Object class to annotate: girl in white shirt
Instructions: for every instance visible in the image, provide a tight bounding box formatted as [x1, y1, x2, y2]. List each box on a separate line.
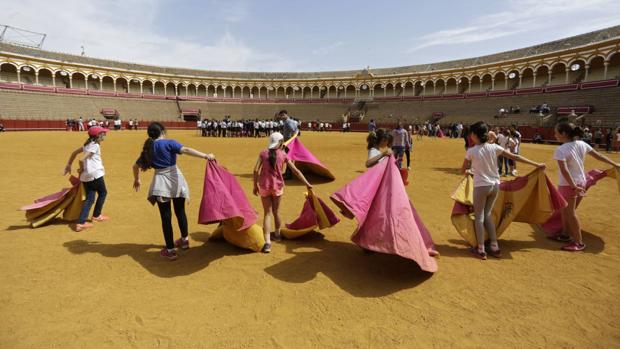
[553, 122, 619, 251]
[366, 129, 393, 168]
[461, 122, 545, 260]
[64, 126, 110, 232]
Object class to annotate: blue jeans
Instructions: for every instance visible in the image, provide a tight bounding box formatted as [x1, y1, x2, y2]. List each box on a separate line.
[78, 176, 107, 224]
[392, 146, 405, 168]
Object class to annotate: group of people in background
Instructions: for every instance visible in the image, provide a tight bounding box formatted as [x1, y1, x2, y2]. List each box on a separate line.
[65, 117, 138, 132]
[197, 115, 302, 138]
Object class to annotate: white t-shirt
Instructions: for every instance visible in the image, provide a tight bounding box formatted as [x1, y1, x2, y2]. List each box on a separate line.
[80, 142, 105, 182]
[497, 134, 509, 148]
[367, 148, 387, 167]
[553, 140, 593, 186]
[465, 143, 505, 187]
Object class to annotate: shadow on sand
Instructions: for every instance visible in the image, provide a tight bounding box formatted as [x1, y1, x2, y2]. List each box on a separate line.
[265, 232, 433, 298]
[435, 228, 604, 260]
[63, 232, 248, 278]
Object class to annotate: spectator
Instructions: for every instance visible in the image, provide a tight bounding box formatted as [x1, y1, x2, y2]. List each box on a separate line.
[605, 128, 613, 152]
[78, 117, 85, 131]
[594, 128, 603, 149]
[368, 119, 377, 132]
[533, 133, 543, 144]
[0, 121, 4, 132]
[582, 128, 593, 146]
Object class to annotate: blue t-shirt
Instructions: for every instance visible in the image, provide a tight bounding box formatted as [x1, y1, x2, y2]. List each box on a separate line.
[152, 139, 183, 169]
[282, 118, 299, 140]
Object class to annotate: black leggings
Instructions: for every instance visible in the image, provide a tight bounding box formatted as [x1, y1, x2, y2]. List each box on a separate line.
[156, 198, 188, 249]
[405, 149, 411, 168]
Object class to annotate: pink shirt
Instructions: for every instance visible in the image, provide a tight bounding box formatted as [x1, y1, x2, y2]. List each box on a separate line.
[258, 149, 288, 191]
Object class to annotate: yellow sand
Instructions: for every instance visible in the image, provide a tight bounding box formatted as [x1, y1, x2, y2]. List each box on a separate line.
[1, 130, 619, 348]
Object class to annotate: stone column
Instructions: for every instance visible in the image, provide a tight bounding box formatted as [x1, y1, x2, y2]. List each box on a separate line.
[547, 71, 552, 85]
[584, 64, 590, 82]
[565, 68, 570, 83]
[140, 81, 143, 94]
[532, 73, 537, 87]
[603, 61, 609, 79]
[491, 78, 495, 91]
[68, 76, 72, 88]
[99, 78, 103, 90]
[52, 74, 56, 87]
[16, 70, 20, 83]
[35, 71, 39, 85]
[518, 76, 522, 88]
[113, 79, 117, 92]
[185, 85, 188, 96]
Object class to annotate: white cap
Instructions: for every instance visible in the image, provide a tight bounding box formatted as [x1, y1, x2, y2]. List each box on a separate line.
[268, 132, 284, 149]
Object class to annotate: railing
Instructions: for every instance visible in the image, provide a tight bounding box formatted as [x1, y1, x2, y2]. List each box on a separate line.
[0, 79, 618, 103]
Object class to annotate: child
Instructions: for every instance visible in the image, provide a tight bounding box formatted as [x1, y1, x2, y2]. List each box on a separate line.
[132, 122, 215, 261]
[64, 126, 109, 232]
[553, 122, 620, 251]
[253, 132, 312, 253]
[366, 129, 393, 168]
[461, 121, 545, 260]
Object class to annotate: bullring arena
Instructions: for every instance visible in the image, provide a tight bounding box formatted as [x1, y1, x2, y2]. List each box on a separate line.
[1, 19, 620, 349]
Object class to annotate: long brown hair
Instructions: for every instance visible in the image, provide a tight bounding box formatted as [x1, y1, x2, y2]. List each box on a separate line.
[137, 122, 165, 171]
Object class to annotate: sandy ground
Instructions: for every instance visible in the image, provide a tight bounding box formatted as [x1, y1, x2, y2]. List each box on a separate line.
[0, 130, 619, 348]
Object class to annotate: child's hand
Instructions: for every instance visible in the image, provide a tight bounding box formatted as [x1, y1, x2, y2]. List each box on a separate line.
[306, 184, 313, 190]
[536, 163, 546, 170]
[133, 179, 141, 192]
[63, 165, 71, 175]
[383, 149, 392, 156]
[205, 153, 215, 161]
[574, 186, 585, 194]
[252, 186, 259, 196]
[465, 169, 474, 176]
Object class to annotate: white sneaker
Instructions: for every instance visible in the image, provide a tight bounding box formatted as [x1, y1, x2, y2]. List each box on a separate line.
[512, 170, 518, 176]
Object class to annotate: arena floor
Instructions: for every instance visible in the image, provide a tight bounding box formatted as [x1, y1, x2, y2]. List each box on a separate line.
[1, 130, 619, 348]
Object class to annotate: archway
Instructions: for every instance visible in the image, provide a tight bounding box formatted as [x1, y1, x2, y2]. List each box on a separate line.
[38, 68, 54, 86]
[534, 65, 549, 87]
[0, 63, 18, 82]
[549, 62, 566, 85]
[520, 68, 534, 88]
[19, 65, 37, 85]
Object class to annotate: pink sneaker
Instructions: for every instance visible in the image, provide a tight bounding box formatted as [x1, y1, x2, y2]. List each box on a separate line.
[174, 238, 189, 250]
[92, 215, 110, 222]
[74, 222, 94, 232]
[160, 248, 178, 261]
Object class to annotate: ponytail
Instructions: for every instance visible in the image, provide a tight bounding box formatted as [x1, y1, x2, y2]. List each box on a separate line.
[268, 148, 277, 169]
[555, 122, 583, 140]
[83, 136, 97, 146]
[366, 131, 378, 150]
[137, 122, 165, 171]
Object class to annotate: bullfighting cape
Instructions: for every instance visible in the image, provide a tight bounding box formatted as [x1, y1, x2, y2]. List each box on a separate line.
[198, 161, 257, 230]
[284, 135, 335, 180]
[280, 190, 340, 239]
[330, 156, 438, 273]
[534, 168, 619, 238]
[451, 169, 566, 247]
[198, 161, 264, 251]
[20, 176, 86, 228]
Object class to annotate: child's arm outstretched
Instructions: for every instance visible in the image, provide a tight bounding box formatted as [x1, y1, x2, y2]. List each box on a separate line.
[501, 151, 546, 169]
[286, 160, 313, 189]
[63, 147, 83, 175]
[180, 146, 215, 160]
[252, 157, 262, 196]
[588, 149, 620, 168]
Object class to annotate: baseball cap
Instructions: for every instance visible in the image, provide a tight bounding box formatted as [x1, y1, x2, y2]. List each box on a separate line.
[268, 132, 284, 149]
[88, 126, 109, 137]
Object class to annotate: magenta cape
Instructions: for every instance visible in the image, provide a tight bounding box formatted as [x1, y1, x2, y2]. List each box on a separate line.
[330, 156, 438, 273]
[535, 168, 617, 237]
[198, 161, 257, 230]
[282, 190, 340, 238]
[285, 137, 335, 180]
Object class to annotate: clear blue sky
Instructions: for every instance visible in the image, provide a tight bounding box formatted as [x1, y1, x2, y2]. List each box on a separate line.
[2, 0, 619, 72]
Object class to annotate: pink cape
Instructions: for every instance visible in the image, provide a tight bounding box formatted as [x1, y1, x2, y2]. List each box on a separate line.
[285, 137, 335, 180]
[536, 169, 612, 237]
[286, 192, 340, 231]
[330, 156, 438, 273]
[198, 161, 257, 230]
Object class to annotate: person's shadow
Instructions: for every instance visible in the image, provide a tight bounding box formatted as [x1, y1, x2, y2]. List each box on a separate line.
[265, 233, 433, 297]
[63, 232, 247, 278]
[434, 227, 605, 259]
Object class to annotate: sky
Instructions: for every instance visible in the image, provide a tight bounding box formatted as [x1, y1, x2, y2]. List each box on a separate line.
[1, 0, 619, 72]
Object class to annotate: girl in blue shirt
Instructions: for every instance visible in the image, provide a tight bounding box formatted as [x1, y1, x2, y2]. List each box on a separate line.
[132, 122, 215, 261]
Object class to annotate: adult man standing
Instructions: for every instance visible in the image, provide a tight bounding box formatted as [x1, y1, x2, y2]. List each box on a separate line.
[78, 117, 85, 131]
[279, 110, 299, 179]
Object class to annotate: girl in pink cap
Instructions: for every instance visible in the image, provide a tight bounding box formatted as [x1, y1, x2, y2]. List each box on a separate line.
[63, 126, 110, 232]
[252, 132, 312, 253]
